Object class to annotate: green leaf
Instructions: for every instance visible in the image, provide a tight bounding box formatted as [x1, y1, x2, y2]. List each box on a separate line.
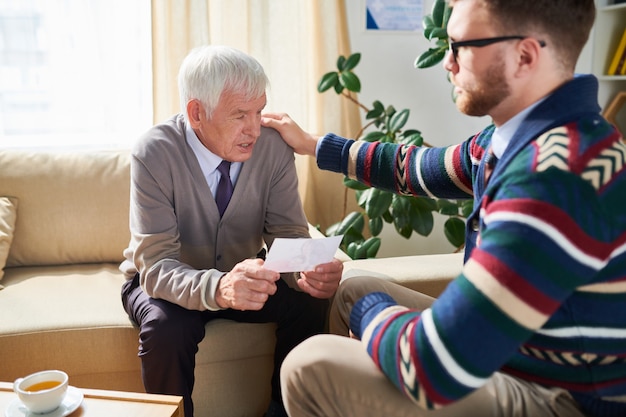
[372, 100, 385, 112]
[431, 0, 446, 27]
[413, 196, 438, 211]
[333, 82, 344, 94]
[385, 105, 397, 118]
[402, 128, 421, 136]
[363, 237, 381, 258]
[422, 15, 434, 33]
[443, 4, 453, 27]
[390, 196, 412, 238]
[366, 107, 383, 119]
[461, 199, 474, 218]
[430, 27, 448, 40]
[379, 132, 394, 143]
[424, 26, 434, 40]
[339, 71, 361, 92]
[354, 238, 380, 259]
[414, 47, 447, 69]
[411, 210, 434, 236]
[410, 198, 435, 236]
[394, 219, 413, 239]
[343, 177, 370, 191]
[369, 216, 383, 236]
[318, 72, 339, 93]
[438, 199, 460, 216]
[389, 108, 410, 132]
[366, 189, 393, 219]
[333, 211, 365, 236]
[400, 130, 423, 146]
[336, 55, 346, 71]
[444, 217, 466, 248]
[346, 242, 357, 259]
[343, 227, 365, 244]
[356, 188, 371, 208]
[343, 53, 361, 71]
[362, 131, 387, 142]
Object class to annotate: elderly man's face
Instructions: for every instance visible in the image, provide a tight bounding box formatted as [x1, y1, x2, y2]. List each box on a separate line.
[194, 91, 267, 162]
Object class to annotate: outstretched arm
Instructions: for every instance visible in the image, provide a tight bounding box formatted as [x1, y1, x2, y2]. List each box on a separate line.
[261, 112, 320, 157]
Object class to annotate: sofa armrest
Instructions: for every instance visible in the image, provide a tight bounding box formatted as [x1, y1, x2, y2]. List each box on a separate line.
[342, 252, 463, 298]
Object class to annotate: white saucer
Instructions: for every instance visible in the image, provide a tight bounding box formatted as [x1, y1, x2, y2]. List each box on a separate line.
[5, 386, 83, 417]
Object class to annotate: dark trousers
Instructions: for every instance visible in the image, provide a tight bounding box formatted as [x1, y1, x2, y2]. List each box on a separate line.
[121, 274, 329, 417]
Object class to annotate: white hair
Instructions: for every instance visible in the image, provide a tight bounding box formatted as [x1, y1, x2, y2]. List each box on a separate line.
[178, 45, 269, 121]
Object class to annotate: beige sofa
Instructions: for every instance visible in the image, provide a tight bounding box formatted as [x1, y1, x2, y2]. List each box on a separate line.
[0, 148, 463, 417]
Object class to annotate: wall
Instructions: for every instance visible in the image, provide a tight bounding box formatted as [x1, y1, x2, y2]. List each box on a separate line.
[342, 0, 595, 257]
[343, 0, 485, 256]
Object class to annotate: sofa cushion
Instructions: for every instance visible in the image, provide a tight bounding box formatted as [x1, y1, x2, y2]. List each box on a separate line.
[0, 197, 18, 283]
[0, 263, 277, 415]
[0, 150, 131, 267]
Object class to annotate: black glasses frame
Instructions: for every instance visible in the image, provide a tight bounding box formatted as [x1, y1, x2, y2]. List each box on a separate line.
[449, 36, 547, 62]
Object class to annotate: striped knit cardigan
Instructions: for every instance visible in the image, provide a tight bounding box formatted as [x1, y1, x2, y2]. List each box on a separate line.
[317, 75, 626, 416]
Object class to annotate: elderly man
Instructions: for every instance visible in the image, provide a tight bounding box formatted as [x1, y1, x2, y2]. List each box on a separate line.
[120, 45, 343, 417]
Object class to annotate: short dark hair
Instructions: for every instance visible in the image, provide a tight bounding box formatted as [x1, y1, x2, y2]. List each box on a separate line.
[450, 0, 596, 71]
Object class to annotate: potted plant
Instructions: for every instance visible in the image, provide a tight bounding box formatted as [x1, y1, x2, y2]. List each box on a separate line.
[318, 0, 471, 259]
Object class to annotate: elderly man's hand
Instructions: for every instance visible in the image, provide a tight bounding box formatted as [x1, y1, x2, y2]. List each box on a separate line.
[215, 258, 280, 311]
[296, 258, 343, 299]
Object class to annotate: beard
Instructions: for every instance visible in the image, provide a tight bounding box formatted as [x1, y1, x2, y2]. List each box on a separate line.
[454, 59, 510, 117]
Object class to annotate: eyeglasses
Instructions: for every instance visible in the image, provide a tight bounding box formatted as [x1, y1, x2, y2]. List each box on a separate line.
[448, 36, 547, 62]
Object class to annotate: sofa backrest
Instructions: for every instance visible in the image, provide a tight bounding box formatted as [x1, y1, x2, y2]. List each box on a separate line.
[0, 149, 131, 267]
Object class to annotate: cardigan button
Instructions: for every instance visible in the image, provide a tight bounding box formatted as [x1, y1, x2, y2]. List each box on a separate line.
[216, 254, 222, 261]
[470, 218, 480, 232]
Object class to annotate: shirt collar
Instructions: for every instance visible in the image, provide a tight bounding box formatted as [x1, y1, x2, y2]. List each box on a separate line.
[491, 98, 545, 159]
[185, 123, 222, 172]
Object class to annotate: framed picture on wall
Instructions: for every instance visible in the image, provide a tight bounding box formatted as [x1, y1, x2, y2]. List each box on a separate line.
[365, 0, 424, 32]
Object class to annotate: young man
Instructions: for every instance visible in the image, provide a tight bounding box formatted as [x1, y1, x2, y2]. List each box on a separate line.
[262, 1, 626, 416]
[120, 45, 343, 417]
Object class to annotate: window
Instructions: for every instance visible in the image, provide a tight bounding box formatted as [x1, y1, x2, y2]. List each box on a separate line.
[0, 0, 152, 149]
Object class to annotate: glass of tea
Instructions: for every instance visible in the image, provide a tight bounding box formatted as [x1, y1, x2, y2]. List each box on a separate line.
[13, 369, 69, 414]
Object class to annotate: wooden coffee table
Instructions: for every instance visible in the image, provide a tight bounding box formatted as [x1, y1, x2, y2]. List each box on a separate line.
[0, 382, 183, 417]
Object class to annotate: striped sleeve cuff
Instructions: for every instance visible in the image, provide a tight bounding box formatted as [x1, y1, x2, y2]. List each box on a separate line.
[316, 133, 353, 174]
[350, 291, 397, 339]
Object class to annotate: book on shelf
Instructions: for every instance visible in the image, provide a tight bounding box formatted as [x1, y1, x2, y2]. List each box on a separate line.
[608, 28, 626, 75]
[618, 42, 626, 75]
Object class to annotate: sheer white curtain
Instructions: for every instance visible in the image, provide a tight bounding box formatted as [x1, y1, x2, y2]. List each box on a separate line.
[151, 0, 361, 230]
[0, 0, 152, 149]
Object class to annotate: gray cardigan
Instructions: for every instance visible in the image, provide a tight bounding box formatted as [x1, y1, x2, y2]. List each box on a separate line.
[120, 114, 309, 311]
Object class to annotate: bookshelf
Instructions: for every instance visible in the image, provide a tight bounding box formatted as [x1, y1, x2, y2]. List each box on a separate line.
[590, 0, 626, 109]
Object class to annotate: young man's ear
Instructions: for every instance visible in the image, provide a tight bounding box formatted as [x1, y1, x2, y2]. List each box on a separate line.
[516, 38, 542, 71]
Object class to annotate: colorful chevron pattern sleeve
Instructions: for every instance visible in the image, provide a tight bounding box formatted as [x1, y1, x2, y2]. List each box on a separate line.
[316, 132, 485, 200]
[347, 118, 626, 414]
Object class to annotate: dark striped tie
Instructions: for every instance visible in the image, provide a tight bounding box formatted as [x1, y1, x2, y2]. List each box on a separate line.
[484, 148, 498, 184]
[215, 160, 233, 217]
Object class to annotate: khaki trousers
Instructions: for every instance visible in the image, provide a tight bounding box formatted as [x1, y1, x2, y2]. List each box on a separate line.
[281, 277, 586, 417]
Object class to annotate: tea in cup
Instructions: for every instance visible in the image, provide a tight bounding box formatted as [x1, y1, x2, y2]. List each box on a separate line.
[13, 370, 69, 414]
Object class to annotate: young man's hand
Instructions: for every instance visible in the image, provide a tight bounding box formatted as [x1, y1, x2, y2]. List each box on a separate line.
[261, 112, 320, 157]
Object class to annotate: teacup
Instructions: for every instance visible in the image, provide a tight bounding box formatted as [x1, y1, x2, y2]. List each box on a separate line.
[13, 370, 69, 414]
